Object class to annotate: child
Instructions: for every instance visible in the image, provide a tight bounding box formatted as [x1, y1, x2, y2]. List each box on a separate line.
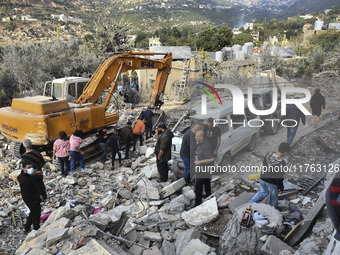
[53, 131, 71, 177]
[69, 130, 85, 172]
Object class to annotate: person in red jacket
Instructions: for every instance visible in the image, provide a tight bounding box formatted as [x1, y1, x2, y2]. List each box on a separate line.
[133, 118, 146, 151]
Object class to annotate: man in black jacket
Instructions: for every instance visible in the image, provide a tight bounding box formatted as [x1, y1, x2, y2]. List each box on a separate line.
[249, 142, 290, 207]
[18, 160, 45, 232]
[282, 104, 306, 145]
[155, 122, 174, 182]
[21, 139, 47, 201]
[97, 128, 108, 163]
[310, 88, 326, 124]
[141, 107, 155, 140]
[194, 130, 215, 206]
[107, 129, 122, 170]
[120, 121, 134, 159]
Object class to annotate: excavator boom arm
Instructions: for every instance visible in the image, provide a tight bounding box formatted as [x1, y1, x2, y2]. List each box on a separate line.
[75, 51, 172, 109]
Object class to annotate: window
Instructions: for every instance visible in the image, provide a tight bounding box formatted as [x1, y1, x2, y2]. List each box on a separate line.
[68, 83, 76, 97]
[245, 108, 257, 121]
[44, 82, 51, 97]
[216, 115, 229, 134]
[230, 114, 245, 129]
[52, 83, 63, 98]
[264, 93, 272, 109]
[77, 82, 87, 98]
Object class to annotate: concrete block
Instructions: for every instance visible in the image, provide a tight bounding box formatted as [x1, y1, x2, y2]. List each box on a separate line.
[261, 235, 294, 255]
[145, 147, 155, 158]
[89, 213, 111, 231]
[141, 163, 158, 179]
[26, 248, 52, 255]
[46, 228, 69, 247]
[161, 178, 186, 198]
[143, 231, 162, 242]
[181, 197, 219, 226]
[180, 239, 210, 255]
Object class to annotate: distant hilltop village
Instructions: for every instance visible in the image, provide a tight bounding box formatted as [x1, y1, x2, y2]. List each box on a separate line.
[2, 13, 82, 23]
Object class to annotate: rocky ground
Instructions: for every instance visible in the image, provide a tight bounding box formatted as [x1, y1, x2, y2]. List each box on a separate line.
[0, 100, 339, 255]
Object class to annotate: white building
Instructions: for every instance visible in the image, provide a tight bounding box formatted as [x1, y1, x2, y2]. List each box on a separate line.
[243, 23, 254, 30]
[149, 37, 162, 47]
[51, 14, 82, 23]
[299, 14, 313, 19]
[21, 15, 37, 21]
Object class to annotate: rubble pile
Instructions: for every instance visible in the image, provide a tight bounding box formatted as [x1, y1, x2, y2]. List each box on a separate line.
[0, 135, 229, 255]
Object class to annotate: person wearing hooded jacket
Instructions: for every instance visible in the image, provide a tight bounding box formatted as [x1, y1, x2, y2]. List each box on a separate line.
[310, 88, 325, 124]
[18, 160, 45, 232]
[155, 122, 174, 182]
[249, 142, 290, 207]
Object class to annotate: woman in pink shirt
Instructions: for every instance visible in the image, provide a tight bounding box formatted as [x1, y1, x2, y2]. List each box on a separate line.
[53, 131, 71, 177]
[69, 130, 85, 172]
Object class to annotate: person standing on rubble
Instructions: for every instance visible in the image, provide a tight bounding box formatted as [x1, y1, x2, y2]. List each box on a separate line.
[155, 122, 174, 182]
[133, 118, 146, 151]
[141, 106, 155, 140]
[53, 131, 71, 177]
[18, 160, 45, 232]
[107, 129, 122, 170]
[203, 118, 221, 157]
[22, 139, 47, 201]
[194, 130, 214, 206]
[69, 130, 85, 172]
[249, 142, 290, 207]
[180, 123, 202, 185]
[281, 104, 306, 145]
[310, 88, 325, 125]
[97, 128, 108, 163]
[120, 121, 134, 159]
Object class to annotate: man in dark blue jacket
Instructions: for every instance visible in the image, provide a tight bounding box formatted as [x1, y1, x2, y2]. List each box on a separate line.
[180, 123, 202, 185]
[141, 107, 155, 140]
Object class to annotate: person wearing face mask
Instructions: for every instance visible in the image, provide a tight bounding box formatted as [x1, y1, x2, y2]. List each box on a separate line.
[154, 122, 174, 182]
[17, 161, 45, 232]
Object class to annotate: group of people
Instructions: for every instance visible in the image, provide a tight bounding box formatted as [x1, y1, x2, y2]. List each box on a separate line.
[53, 130, 85, 177]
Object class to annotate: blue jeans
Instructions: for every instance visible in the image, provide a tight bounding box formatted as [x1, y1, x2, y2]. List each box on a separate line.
[182, 157, 190, 182]
[58, 156, 70, 176]
[287, 126, 298, 145]
[100, 143, 108, 161]
[249, 179, 279, 207]
[70, 150, 85, 171]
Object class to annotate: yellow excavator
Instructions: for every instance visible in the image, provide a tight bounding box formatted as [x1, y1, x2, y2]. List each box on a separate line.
[0, 51, 172, 153]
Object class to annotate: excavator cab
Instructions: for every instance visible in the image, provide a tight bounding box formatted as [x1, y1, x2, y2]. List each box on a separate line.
[43, 77, 90, 103]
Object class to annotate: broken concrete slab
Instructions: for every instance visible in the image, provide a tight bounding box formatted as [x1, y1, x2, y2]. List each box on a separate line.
[89, 213, 111, 231]
[142, 246, 162, 255]
[175, 228, 201, 255]
[137, 179, 160, 200]
[26, 248, 52, 255]
[180, 239, 211, 255]
[131, 157, 143, 170]
[9, 170, 21, 183]
[219, 203, 284, 255]
[228, 191, 254, 213]
[46, 228, 69, 247]
[181, 197, 219, 227]
[161, 240, 175, 255]
[161, 178, 186, 198]
[261, 235, 294, 255]
[68, 239, 112, 255]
